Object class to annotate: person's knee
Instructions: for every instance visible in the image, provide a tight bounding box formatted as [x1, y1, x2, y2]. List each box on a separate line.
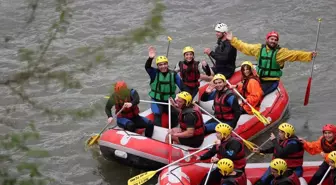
[125, 121, 136, 132]
[151, 103, 161, 114]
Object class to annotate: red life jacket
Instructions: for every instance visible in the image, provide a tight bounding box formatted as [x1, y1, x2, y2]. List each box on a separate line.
[114, 89, 140, 119]
[273, 136, 304, 168]
[213, 90, 235, 121]
[178, 105, 204, 136]
[320, 137, 336, 153]
[217, 136, 247, 169]
[220, 170, 247, 185]
[178, 60, 200, 88]
[329, 169, 336, 184]
[272, 170, 300, 185]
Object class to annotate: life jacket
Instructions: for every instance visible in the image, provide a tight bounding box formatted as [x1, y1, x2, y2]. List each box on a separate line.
[320, 137, 336, 153]
[257, 44, 283, 79]
[273, 136, 304, 168]
[148, 70, 176, 101]
[329, 169, 336, 184]
[241, 76, 262, 107]
[272, 170, 300, 185]
[114, 89, 140, 119]
[213, 89, 235, 121]
[220, 170, 247, 185]
[178, 60, 200, 88]
[179, 105, 204, 136]
[217, 136, 246, 169]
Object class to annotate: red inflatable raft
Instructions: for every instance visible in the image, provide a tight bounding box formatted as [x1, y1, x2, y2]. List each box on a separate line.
[98, 67, 289, 169]
[158, 161, 327, 185]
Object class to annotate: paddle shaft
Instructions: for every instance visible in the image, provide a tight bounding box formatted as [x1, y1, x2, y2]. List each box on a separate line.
[304, 19, 322, 106]
[168, 100, 172, 162]
[318, 166, 331, 184]
[226, 80, 252, 108]
[194, 103, 245, 142]
[140, 99, 169, 105]
[246, 138, 271, 160]
[100, 106, 125, 134]
[166, 40, 171, 58]
[157, 143, 215, 172]
[208, 55, 216, 67]
[204, 163, 215, 185]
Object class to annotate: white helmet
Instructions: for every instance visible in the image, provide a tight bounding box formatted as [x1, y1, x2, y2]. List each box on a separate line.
[215, 23, 228, 33]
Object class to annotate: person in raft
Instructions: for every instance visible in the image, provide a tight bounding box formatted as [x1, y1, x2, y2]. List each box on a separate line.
[321, 151, 336, 185]
[200, 74, 241, 133]
[145, 46, 184, 127]
[253, 123, 304, 185]
[225, 31, 317, 96]
[165, 91, 205, 148]
[299, 123, 336, 185]
[174, 46, 212, 98]
[198, 123, 246, 185]
[204, 23, 237, 79]
[228, 61, 263, 115]
[269, 158, 300, 185]
[213, 158, 247, 185]
[105, 81, 154, 137]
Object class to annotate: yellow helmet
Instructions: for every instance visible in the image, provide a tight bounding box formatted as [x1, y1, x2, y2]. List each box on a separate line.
[183, 46, 194, 55]
[270, 158, 287, 175]
[278, 123, 295, 139]
[241, 61, 253, 68]
[177, 91, 192, 106]
[156, 56, 168, 64]
[327, 151, 336, 164]
[215, 123, 232, 138]
[212, 74, 226, 82]
[217, 158, 234, 176]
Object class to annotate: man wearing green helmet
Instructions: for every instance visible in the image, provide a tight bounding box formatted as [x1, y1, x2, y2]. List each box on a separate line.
[165, 91, 205, 148]
[145, 46, 184, 127]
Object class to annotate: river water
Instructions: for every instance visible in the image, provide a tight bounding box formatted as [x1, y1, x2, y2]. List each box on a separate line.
[1, 0, 336, 184]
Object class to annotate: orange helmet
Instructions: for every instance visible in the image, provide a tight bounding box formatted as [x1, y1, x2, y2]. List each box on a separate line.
[114, 81, 127, 92]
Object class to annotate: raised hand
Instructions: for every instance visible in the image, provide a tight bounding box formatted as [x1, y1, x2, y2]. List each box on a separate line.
[225, 31, 233, 41]
[148, 46, 156, 58]
[205, 82, 216, 93]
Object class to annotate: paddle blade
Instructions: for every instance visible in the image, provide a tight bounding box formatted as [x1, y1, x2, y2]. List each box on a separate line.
[168, 36, 172, 41]
[251, 107, 270, 125]
[242, 139, 259, 151]
[105, 96, 110, 99]
[87, 134, 100, 146]
[304, 77, 312, 106]
[128, 170, 157, 185]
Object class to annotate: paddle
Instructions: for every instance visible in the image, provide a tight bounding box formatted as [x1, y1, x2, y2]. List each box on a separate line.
[204, 163, 215, 185]
[226, 80, 270, 125]
[193, 103, 259, 151]
[317, 166, 331, 185]
[304, 18, 322, 106]
[246, 138, 271, 160]
[86, 106, 125, 146]
[127, 143, 215, 185]
[166, 36, 172, 58]
[168, 100, 172, 163]
[208, 55, 216, 67]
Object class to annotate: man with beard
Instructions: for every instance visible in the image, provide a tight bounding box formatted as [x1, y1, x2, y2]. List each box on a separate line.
[226, 31, 317, 96]
[204, 23, 237, 79]
[145, 46, 184, 127]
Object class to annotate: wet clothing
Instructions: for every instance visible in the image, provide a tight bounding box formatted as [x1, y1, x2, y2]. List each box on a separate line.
[176, 105, 205, 148]
[105, 89, 154, 137]
[230, 37, 313, 96]
[201, 89, 241, 132]
[209, 39, 237, 79]
[271, 170, 300, 185]
[236, 76, 263, 114]
[302, 136, 336, 185]
[200, 136, 246, 170]
[145, 57, 183, 126]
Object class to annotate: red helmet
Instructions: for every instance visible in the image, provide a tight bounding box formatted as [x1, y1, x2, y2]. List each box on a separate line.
[266, 31, 279, 40]
[322, 124, 336, 133]
[114, 81, 127, 92]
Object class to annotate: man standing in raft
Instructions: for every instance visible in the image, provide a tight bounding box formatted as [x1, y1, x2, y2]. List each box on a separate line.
[145, 46, 184, 127]
[165, 91, 205, 148]
[253, 123, 304, 185]
[204, 23, 237, 79]
[225, 31, 317, 96]
[175, 46, 212, 98]
[105, 81, 154, 137]
[299, 124, 336, 185]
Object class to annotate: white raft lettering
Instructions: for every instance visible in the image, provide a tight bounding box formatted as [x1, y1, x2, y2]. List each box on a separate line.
[116, 131, 147, 146]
